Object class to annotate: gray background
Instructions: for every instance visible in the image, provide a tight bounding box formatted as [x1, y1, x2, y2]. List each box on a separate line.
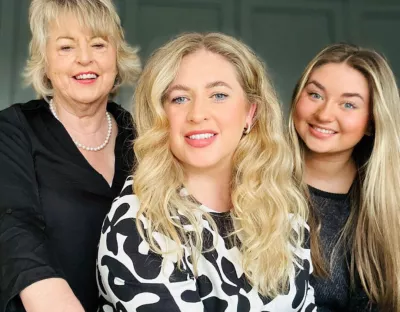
[1, 0, 399, 113]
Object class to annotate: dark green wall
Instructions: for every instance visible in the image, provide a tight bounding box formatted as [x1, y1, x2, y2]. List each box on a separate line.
[1, 0, 400, 112]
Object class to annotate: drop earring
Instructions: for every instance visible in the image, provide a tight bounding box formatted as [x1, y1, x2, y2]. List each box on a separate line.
[243, 123, 251, 135]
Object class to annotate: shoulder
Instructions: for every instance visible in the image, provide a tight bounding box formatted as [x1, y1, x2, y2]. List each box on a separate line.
[0, 100, 48, 148]
[0, 99, 48, 127]
[107, 102, 133, 128]
[101, 177, 141, 236]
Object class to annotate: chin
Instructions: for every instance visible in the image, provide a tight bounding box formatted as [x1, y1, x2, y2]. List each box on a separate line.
[71, 95, 103, 104]
[184, 157, 224, 170]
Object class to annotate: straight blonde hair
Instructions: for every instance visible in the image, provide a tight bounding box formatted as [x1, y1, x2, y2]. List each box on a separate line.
[288, 43, 400, 311]
[133, 32, 309, 298]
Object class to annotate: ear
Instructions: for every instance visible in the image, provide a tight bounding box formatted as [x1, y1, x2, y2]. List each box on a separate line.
[245, 103, 257, 128]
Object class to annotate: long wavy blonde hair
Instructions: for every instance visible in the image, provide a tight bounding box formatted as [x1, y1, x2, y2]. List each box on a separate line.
[133, 32, 308, 297]
[288, 43, 400, 311]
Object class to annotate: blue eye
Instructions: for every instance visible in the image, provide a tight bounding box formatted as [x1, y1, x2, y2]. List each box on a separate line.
[213, 93, 228, 101]
[172, 96, 188, 104]
[343, 102, 356, 109]
[309, 92, 322, 100]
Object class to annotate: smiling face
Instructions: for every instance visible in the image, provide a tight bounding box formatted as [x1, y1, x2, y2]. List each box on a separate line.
[45, 12, 118, 105]
[164, 49, 256, 173]
[293, 62, 371, 159]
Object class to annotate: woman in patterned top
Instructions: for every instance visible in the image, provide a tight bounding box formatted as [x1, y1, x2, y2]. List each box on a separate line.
[97, 32, 316, 312]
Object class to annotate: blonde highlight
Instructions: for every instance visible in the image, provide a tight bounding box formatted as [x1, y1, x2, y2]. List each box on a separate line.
[133, 32, 308, 297]
[24, 0, 141, 98]
[288, 43, 400, 311]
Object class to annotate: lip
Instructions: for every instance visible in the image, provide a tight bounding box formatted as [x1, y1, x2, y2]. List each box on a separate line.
[184, 130, 218, 148]
[72, 71, 99, 85]
[184, 130, 218, 137]
[73, 71, 99, 77]
[308, 123, 337, 139]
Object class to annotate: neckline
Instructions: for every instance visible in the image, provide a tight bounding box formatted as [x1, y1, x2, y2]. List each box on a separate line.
[308, 184, 350, 200]
[179, 187, 230, 215]
[41, 99, 130, 192]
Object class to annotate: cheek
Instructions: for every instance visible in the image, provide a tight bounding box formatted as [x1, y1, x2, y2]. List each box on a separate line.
[46, 57, 72, 78]
[165, 109, 184, 139]
[293, 99, 311, 130]
[101, 50, 118, 72]
[341, 114, 369, 136]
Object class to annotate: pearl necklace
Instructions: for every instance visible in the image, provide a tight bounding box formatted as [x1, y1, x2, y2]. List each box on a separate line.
[49, 99, 112, 152]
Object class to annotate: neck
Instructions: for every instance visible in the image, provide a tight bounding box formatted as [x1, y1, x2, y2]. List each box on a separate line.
[51, 95, 108, 135]
[184, 164, 232, 213]
[305, 150, 356, 194]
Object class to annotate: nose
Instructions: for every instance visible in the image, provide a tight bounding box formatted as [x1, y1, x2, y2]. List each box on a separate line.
[187, 97, 209, 123]
[314, 101, 335, 122]
[76, 45, 93, 65]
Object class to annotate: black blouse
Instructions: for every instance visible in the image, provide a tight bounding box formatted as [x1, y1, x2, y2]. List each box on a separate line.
[0, 99, 134, 312]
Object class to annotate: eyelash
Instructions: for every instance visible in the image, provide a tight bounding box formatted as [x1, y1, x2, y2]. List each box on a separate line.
[308, 92, 322, 100]
[60, 43, 105, 51]
[92, 43, 105, 48]
[212, 93, 228, 101]
[343, 102, 356, 109]
[171, 96, 188, 104]
[308, 92, 357, 109]
[171, 93, 229, 104]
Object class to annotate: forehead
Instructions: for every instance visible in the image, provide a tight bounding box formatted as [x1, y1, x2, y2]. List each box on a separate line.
[172, 49, 241, 87]
[308, 63, 369, 97]
[47, 11, 111, 39]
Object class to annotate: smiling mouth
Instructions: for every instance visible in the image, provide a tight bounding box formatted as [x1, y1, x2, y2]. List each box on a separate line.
[310, 124, 336, 134]
[186, 133, 216, 140]
[73, 73, 99, 81]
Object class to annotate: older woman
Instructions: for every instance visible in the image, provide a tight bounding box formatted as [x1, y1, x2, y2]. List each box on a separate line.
[0, 0, 140, 311]
[97, 32, 316, 312]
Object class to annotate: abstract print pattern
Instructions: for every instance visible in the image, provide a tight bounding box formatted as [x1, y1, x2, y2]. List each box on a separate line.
[97, 177, 316, 312]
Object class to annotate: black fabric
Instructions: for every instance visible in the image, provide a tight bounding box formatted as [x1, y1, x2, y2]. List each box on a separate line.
[308, 186, 378, 312]
[96, 180, 316, 311]
[0, 99, 134, 312]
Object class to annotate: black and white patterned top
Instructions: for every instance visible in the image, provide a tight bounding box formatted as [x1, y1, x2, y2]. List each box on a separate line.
[97, 177, 317, 312]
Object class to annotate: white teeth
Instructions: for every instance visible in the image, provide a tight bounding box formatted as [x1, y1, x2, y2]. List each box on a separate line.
[313, 126, 335, 134]
[75, 73, 97, 80]
[188, 133, 215, 140]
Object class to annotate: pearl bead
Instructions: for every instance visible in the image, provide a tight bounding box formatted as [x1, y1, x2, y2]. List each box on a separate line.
[49, 99, 112, 152]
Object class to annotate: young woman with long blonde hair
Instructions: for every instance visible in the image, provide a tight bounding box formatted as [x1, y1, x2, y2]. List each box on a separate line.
[288, 43, 400, 311]
[97, 32, 316, 311]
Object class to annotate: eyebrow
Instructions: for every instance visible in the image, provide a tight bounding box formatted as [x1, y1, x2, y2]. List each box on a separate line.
[307, 80, 365, 101]
[205, 81, 232, 90]
[56, 36, 105, 41]
[56, 36, 75, 41]
[168, 81, 232, 94]
[307, 80, 325, 91]
[341, 92, 365, 101]
[167, 84, 191, 93]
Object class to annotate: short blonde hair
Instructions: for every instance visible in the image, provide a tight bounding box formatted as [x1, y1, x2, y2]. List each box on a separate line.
[133, 32, 308, 297]
[24, 0, 141, 98]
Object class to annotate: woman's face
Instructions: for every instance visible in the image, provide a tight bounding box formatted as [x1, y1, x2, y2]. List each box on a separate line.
[164, 49, 256, 173]
[293, 62, 371, 159]
[45, 13, 117, 105]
